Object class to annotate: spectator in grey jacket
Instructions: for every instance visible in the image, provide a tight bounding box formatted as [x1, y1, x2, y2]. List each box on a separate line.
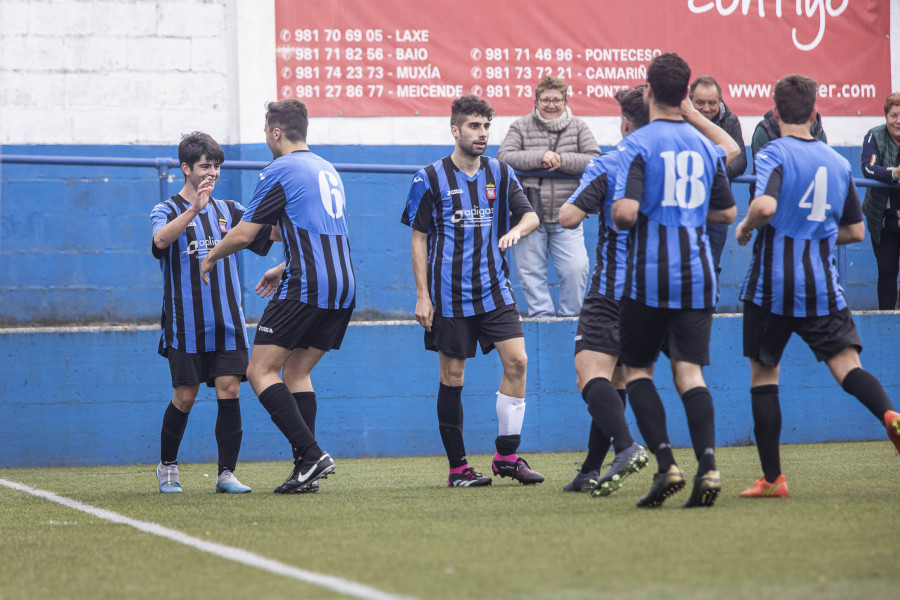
[498, 76, 598, 317]
[689, 76, 747, 277]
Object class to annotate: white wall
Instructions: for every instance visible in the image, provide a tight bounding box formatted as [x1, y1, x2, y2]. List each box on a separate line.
[0, 0, 263, 146]
[0, 0, 895, 147]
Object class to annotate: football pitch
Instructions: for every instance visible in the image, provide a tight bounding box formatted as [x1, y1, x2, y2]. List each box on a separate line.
[1, 442, 896, 600]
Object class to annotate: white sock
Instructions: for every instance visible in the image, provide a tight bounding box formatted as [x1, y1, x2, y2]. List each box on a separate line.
[496, 392, 526, 436]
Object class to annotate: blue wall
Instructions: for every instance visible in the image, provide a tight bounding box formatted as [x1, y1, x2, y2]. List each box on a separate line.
[1, 314, 897, 468]
[0, 143, 880, 326]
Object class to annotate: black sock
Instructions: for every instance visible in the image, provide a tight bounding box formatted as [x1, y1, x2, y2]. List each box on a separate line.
[841, 367, 894, 420]
[583, 377, 634, 453]
[751, 385, 782, 483]
[215, 398, 242, 475]
[617, 388, 627, 408]
[258, 383, 319, 461]
[437, 383, 467, 468]
[292, 392, 317, 437]
[626, 378, 675, 472]
[681, 386, 717, 474]
[582, 422, 608, 473]
[495, 435, 521, 456]
[160, 401, 189, 465]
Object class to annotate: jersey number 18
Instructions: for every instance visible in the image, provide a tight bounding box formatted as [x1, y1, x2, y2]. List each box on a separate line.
[660, 150, 706, 210]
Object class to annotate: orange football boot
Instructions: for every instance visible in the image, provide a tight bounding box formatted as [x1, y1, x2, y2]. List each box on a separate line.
[739, 474, 788, 498]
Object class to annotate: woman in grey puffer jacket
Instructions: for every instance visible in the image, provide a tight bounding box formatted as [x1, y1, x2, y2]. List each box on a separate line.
[498, 76, 599, 317]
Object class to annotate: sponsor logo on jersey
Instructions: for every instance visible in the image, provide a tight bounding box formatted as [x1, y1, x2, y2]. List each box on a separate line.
[451, 206, 493, 227]
[413, 176, 423, 183]
[485, 184, 496, 200]
[182, 236, 220, 257]
[448, 188, 463, 196]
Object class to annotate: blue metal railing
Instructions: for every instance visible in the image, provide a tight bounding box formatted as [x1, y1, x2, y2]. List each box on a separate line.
[3, 153, 897, 286]
[2, 152, 895, 200]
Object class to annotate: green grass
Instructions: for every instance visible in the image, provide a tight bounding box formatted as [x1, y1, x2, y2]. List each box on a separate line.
[1, 442, 897, 599]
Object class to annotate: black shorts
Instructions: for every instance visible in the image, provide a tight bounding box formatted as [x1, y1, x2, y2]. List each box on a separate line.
[254, 299, 353, 352]
[619, 298, 713, 367]
[167, 347, 248, 388]
[575, 294, 621, 356]
[742, 301, 862, 366]
[425, 303, 524, 359]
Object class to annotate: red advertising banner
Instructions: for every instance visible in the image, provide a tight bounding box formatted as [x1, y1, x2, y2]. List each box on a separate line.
[274, 0, 890, 117]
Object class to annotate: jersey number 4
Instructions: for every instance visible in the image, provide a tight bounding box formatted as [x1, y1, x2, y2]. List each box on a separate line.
[798, 166, 831, 222]
[660, 150, 706, 209]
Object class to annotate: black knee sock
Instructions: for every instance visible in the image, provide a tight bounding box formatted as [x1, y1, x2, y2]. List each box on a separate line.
[681, 386, 717, 474]
[617, 388, 627, 408]
[437, 383, 467, 468]
[292, 392, 317, 437]
[160, 402, 189, 465]
[582, 422, 608, 473]
[626, 378, 675, 472]
[841, 368, 895, 420]
[495, 435, 521, 456]
[258, 383, 319, 461]
[215, 398, 243, 475]
[751, 385, 782, 483]
[583, 377, 634, 453]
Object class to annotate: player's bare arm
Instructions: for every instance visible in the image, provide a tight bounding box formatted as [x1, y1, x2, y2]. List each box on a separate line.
[411, 229, 433, 332]
[269, 225, 282, 242]
[255, 262, 286, 298]
[735, 195, 777, 245]
[836, 221, 865, 245]
[499, 211, 539, 249]
[680, 98, 741, 165]
[199, 220, 264, 284]
[558, 203, 588, 229]
[152, 175, 213, 249]
[612, 197, 640, 230]
[707, 205, 737, 225]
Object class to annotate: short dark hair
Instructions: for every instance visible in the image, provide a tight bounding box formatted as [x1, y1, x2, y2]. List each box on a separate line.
[178, 131, 224, 169]
[616, 85, 649, 129]
[450, 95, 494, 129]
[689, 76, 721, 100]
[773, 74, 817, 125]
[266, 99, 309, 142]
[646, 53, 691, 107]
[535, 75, 567, 102]
[884, 92, 900, 116]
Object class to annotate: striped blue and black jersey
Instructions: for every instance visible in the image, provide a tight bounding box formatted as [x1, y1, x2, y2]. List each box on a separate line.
[242, 150, 355, 310]
[567, 150, 628, 300]
[401, 156, 533, 317]
[151, 195, 273, 356]
[740, 136, 862, 317]
[613, 120, 735, 309]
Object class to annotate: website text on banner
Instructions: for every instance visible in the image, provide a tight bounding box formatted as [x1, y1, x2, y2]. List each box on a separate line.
[273, 0, 888, 117]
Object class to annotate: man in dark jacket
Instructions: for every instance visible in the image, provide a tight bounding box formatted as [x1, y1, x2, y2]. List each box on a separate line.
[690, 76, 747, 277]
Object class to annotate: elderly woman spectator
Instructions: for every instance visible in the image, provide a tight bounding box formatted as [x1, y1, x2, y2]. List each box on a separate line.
[498, 76, 598, 317]
[861, 92, 900, 310]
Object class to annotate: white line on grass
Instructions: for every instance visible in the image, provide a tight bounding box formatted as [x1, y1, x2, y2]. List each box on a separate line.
[0, 477, 417, 600]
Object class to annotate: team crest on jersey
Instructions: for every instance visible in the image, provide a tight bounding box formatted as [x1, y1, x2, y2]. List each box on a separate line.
[485, 184, 496, 200]
[218, 217, 228, 234]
